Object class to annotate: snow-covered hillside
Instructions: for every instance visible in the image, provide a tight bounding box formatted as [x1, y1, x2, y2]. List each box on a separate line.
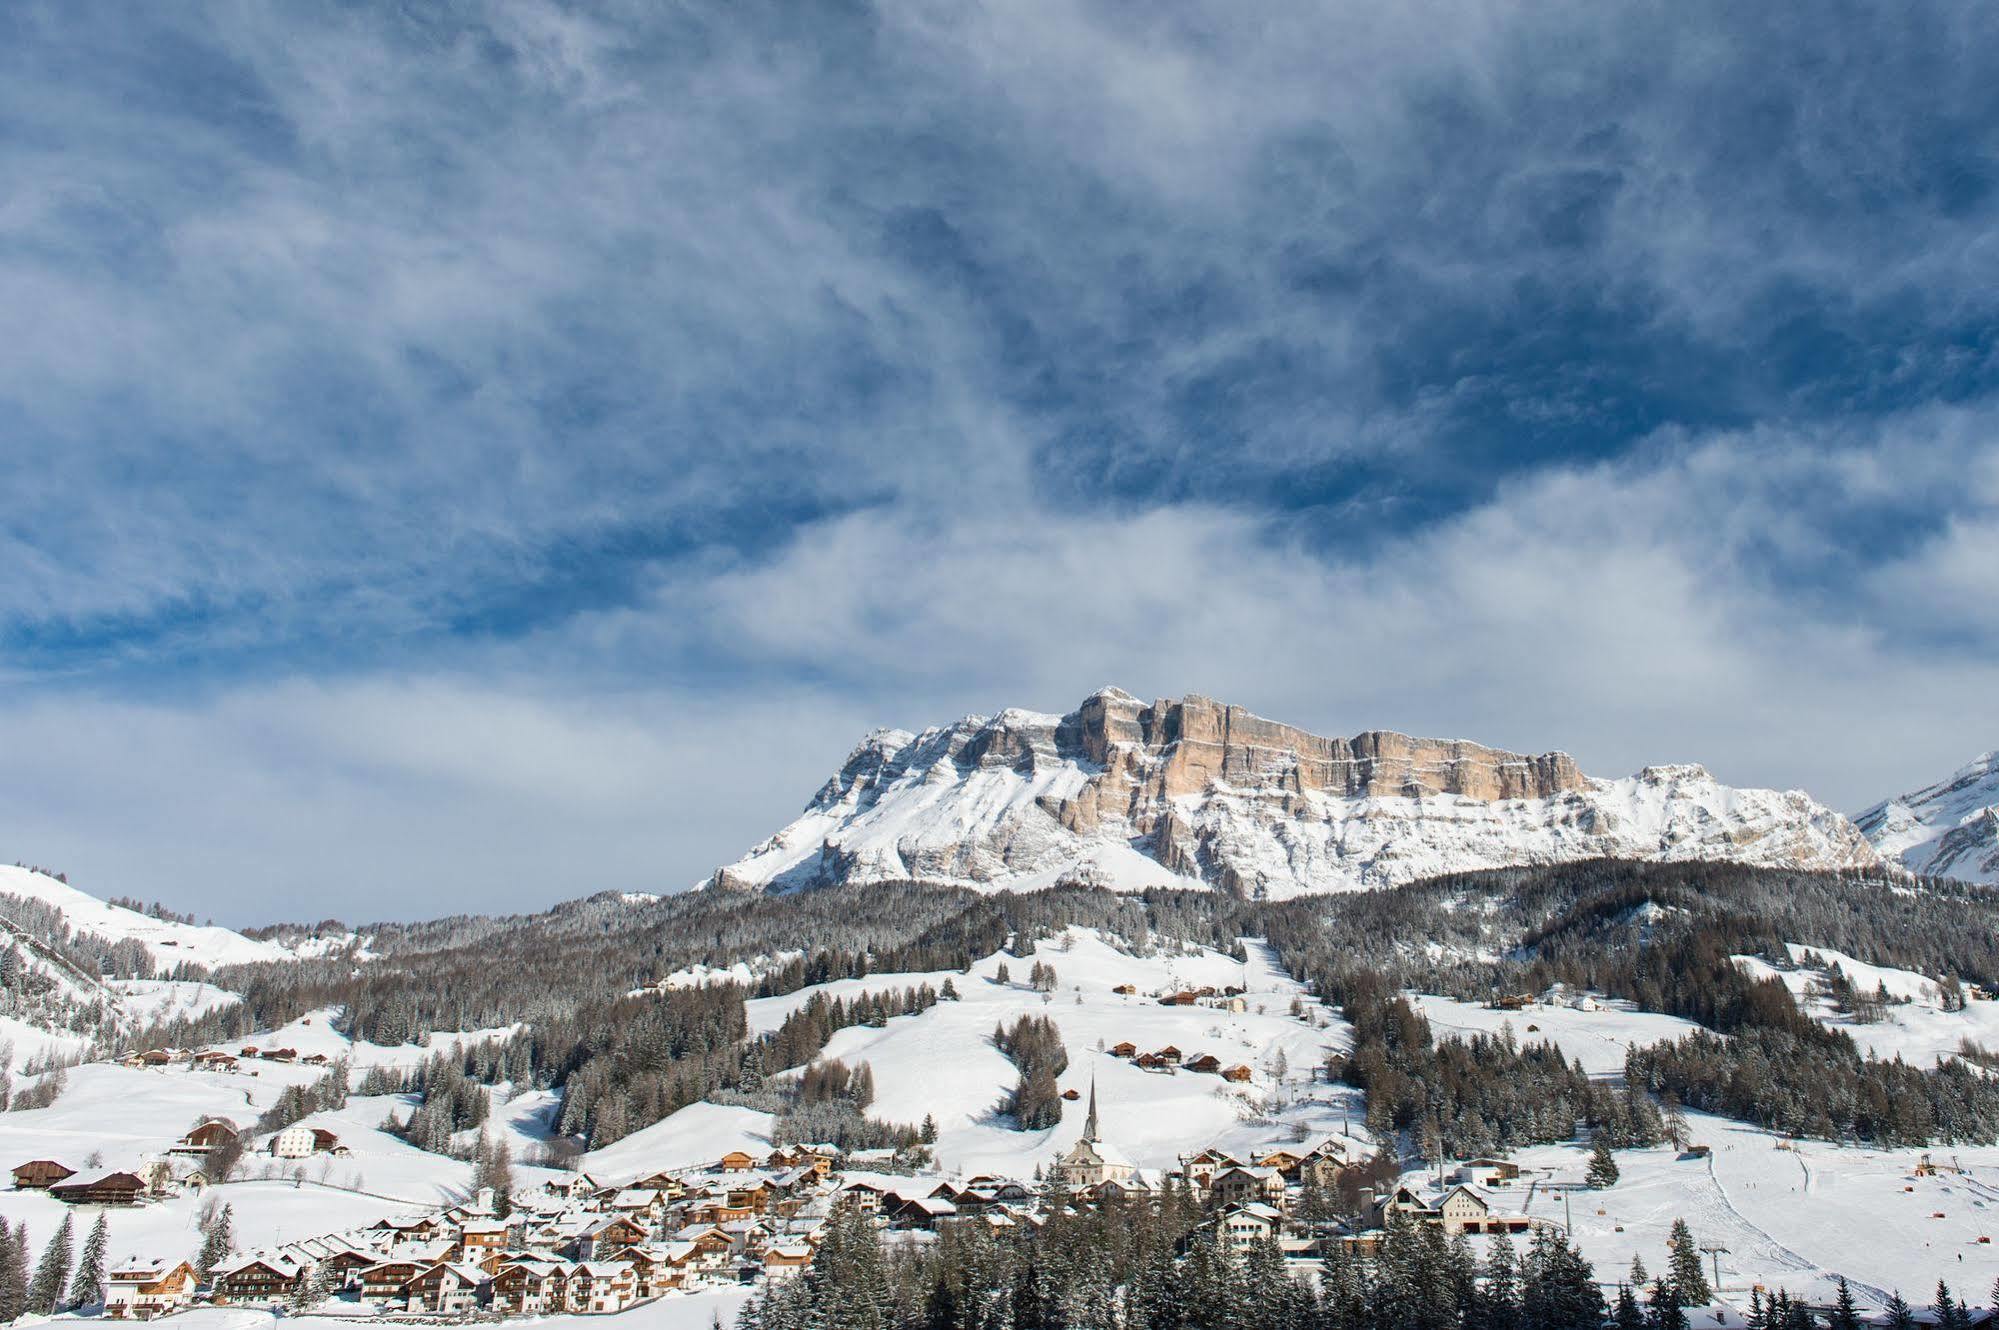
[0, 864, 290, 970]
[1856, 752, 1999, 884]
[708, 688, 1881, 898]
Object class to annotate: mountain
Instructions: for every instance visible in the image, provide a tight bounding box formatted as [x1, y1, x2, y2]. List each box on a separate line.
[706, 688, 1880, 897]
[0, 863, 292, 970]
[1855, 752, 1999, 885]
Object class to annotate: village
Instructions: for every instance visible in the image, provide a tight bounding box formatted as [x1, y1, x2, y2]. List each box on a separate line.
[9, 1075, 1559, 1323]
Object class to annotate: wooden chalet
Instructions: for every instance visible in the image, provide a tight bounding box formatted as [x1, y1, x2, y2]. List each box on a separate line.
[11, 1159, 74, 1190]
[361, 1258, 433, 1304]
[1220, 1063, 1255, 1083]
[49, 1172, 146, 1206]
[173, 1119, 239, 1155]
[211, 1256, 300, 1305]
[1108, 1041, 1138, 1058]
[1182, 1053, 1224, 1074]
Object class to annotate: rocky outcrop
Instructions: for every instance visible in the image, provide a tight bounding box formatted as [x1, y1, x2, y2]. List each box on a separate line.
[708, 687, 1882, 897]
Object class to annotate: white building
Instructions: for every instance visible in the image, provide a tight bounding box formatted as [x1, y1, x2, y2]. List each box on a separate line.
[270, 1126, 317, 1158]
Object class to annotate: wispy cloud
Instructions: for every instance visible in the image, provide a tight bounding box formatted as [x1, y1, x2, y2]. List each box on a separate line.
[2, 3, 1997, 917]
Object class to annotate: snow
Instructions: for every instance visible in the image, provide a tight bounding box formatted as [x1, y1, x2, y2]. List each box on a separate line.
[1856, 752, 1999, 884]
[744, 928, 1359, 1179]
[705, 700, 1880, 897]
[1734, 944, 1999, 1066]
[1497, 1112, 1999, 1309]
[0, 865, 291, 969]
[1405, 993, 1708, 1077]
[584, 1104, 776, 1182]
[154, 1288, 756, 1330]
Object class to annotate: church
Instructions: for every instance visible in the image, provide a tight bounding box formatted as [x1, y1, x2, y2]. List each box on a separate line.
[1052, 1079, 1136, 1189]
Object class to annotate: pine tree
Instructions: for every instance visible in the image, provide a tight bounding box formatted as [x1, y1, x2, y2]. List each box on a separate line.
[0, 1217, 22, 1324]
[1665, 1218, 1710, 1306]
[1648, 1281, 1689, 1330]
[5, 1224, 26, 1321]
[1477, 1231, 1521, 1330]
[1880, 1291, 1917, 1330]
[1613, 1285, 1645, 1330]
[27, 1214, 73, 1315]
[196, 1202, 235, 1279]
[1587, 1136, 1621, 1188]
[1827, 1277, 1863, 1330]
[68, 1214, 108, 1310]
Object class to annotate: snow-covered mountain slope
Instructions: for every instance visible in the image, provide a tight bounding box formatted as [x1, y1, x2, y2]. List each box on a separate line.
[0, 863, 291, 969]
[707, 688, 1881, 898]
[1854, 752, 1999, 884]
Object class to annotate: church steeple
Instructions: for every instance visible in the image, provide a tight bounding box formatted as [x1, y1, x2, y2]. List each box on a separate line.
[1083, 1074, 1101, 1143]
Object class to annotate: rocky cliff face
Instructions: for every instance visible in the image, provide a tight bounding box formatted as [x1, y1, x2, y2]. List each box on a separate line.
[1856, 752, 1999, 885]
[708, 688, 1882, 897]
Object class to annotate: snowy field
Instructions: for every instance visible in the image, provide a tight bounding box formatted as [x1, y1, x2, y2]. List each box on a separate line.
[1736, 944, 1999, 1067]
[0, 920, 1992, 1317]
[1405, 993, 1707, 1078]
[590, 928, 1366, 1184]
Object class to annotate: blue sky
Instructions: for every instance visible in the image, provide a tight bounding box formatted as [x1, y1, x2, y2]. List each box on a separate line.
[3, 2, 1998, 923]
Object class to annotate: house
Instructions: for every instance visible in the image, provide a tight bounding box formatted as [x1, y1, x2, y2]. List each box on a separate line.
[173, 1119, 239, 1156]
[566, 1261, 638, 1313]
[1183, 1053, 1224, 1074]
[313, 1245, 381, 1291]
[361, 1259, 433, 1304]
[887, 1195, 957, 1229]
[404, 1261, 491, 1314]
[138, 1158, 207, 1197]
[267, 1128, 321, 1160]
[457, 1218, 511, 1257]
[1181, 1149, 1242, 1190]
[1217, 1203, 1286, 1253]
[575, 1215, 649, 1259]
[761, 1243, 813, 1277]
[104, 1260, 197, 1320]
[50, 1173, 146, 1206]
[1152, 1045, 1183, 1061]
[1111, 984, 1138, 996]
[259, 1047, 298, 1062]
[1108, 1041, 1138, 1058]
[1210, 1166, 1286, 1209]
[1257, 1149, 1306, 1177]
[192, 1051, 237, 1070]
[1091, 1175, 1154, 1204]
[1221, 1064, 1255, 1083]
[310, 1127, 344, 1154]
[1454, 1158, 1522, 1187]
[491, 1259, 568, 1315]
[1160, 991, 1200, 1006]
[211, 1255, 301, 1305]
[11, 1159, 75, 1190]
[717, 1149, 758, 1172]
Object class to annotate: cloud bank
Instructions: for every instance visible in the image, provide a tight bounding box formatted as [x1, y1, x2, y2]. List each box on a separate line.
[1, 3, 1996, 920]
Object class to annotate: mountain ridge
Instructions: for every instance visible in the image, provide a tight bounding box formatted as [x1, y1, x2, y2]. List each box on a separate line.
[1855, 751, 1999, 885]
[707, 688, 1882, 898]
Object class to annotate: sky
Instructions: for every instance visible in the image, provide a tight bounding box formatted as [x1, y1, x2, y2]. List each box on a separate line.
[3, 2, 1999, 925]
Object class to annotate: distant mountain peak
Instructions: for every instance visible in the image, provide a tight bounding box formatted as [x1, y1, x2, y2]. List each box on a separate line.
[1856, 752, 1999, 885]
[707, 691, 1879, 897]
